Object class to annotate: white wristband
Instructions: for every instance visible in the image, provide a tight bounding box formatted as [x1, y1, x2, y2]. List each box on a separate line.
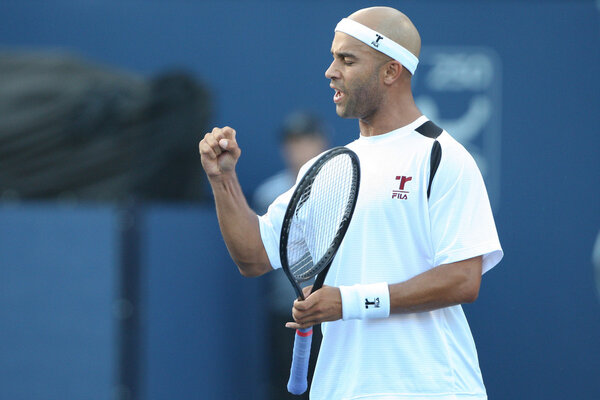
[339, 282, 390, 320]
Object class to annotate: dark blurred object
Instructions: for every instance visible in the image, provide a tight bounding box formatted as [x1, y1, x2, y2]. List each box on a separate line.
[0, 51, 211, 202]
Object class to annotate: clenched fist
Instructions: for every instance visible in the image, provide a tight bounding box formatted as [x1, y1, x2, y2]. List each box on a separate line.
[199, 126, 242, 179]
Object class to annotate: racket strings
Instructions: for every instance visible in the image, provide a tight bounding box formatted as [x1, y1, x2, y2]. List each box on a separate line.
[287, 154, 355, 281]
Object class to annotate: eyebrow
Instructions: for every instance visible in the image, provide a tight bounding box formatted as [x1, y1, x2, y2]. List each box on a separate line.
[331, 51, 358, 60]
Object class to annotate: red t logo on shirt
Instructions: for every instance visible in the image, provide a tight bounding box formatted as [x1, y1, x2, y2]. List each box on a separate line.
[392, 176, 412, 200]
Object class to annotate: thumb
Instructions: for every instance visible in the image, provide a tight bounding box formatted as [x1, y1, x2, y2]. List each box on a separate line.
[219, 139, 229, 150]
[302, 285, 313, 299]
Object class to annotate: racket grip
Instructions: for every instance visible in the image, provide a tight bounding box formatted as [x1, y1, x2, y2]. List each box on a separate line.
[287, 328, 313, 395]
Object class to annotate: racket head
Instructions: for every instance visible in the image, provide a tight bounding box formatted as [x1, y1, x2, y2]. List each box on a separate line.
[279, 146, 360, 299]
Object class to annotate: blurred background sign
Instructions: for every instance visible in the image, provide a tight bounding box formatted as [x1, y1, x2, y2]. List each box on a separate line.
[415, 46, 502, 209]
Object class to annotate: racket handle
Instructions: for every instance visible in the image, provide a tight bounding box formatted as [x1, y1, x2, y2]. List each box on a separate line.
[287, 328, 313, 395]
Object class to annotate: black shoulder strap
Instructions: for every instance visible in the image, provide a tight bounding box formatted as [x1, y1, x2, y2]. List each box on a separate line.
[415, 120, 443, 200]
[415, 120, 443, 139]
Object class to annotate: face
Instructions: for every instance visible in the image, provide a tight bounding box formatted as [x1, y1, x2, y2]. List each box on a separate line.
[283, 135, 327, 175]
[325, 32, 386, 120]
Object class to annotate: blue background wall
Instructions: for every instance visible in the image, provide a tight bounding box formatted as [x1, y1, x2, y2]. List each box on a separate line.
[1, 1, 599, 399]
[0, 206, 117, 400]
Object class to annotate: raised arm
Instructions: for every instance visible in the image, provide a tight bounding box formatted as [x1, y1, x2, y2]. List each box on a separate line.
[199, 126, 273, 277]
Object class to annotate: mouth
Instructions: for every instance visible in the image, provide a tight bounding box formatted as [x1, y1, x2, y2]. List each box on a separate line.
[331, 86, 345, 104]
[333, 90, 344, 104]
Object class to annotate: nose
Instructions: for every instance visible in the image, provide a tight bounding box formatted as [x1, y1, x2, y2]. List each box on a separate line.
[325, 60, 338, 80]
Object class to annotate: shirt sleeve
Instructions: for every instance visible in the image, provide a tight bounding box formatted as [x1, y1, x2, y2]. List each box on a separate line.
[257, 186, 293, 270]
[257, 152, 326, 270]
[428, 134, 503, 274]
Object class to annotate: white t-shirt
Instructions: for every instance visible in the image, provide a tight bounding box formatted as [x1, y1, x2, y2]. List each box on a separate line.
[259, 116, 503, 400]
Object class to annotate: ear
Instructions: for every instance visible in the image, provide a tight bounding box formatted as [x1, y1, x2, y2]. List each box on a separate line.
[382, 61, 403, 85]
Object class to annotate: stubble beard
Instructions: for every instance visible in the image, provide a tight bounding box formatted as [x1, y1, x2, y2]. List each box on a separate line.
[336, 73, 383, 121]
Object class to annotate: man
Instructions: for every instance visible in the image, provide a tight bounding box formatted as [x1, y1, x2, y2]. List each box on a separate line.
[199, 6, 503, 400]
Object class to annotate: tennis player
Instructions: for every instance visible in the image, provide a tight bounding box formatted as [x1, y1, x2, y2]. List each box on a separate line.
[199, 6, 503, 400]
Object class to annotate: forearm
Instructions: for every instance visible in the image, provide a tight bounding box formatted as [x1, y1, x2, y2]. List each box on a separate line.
[210, 173, 272, 277]
[388, 256, 482, 314]
[287, 257, 482, 329]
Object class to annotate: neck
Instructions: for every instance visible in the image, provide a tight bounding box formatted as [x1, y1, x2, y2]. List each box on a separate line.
[357, 79, 422, 136]
[358, 98, 422, 137]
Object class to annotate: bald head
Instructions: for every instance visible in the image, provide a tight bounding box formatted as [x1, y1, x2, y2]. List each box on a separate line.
[348, 7, 421, 58]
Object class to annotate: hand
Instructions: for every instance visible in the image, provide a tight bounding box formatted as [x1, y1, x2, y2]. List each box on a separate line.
[199, 126, 242, 179]
[285, 285, 342, 330]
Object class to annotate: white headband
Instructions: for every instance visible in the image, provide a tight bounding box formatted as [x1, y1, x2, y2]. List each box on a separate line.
[334, 18, 419, 74]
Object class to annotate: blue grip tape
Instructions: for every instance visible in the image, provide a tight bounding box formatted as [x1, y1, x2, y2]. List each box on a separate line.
[287, 328, 313, 395]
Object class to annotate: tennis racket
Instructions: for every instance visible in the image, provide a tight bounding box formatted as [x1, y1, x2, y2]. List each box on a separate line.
[279, 146, 360, 395]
